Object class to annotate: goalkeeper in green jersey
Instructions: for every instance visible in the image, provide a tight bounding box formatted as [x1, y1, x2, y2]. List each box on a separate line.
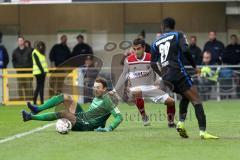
[21, 77, 123, 132]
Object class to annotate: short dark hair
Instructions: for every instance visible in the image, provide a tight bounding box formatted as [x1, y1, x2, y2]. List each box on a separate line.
[133, 38, 145, 47]
[77, 34, 84, 40]
[162, 17, 175, 30]
[190, 35, 197, 40]
[35, 41, 46, 54]
[230, 34, 237, 38]
[61, 35, 67, 39]
[17, 35, 24, 40]
[25, 40, 31, 47]
[203, 50, 211, 56]
[95, 77, 108, 88]
[209, 31, 216, 34]
[85, 55, 93, 61]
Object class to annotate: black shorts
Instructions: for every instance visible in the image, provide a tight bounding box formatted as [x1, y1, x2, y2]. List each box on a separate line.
[162, 68, 193, 94]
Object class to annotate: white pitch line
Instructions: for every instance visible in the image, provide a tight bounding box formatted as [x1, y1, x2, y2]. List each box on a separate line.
[0, 123, 55, 144]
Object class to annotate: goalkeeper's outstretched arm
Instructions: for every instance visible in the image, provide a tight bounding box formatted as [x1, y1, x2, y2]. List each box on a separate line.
[108, 108, 123, 131]
[95, 107, 123, 132]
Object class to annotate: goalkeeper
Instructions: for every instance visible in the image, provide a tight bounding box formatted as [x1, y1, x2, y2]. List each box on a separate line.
[21, 77, 123, 132]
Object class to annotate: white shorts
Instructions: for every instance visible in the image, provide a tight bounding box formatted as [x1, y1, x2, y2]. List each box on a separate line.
[128, 85, 169, 104]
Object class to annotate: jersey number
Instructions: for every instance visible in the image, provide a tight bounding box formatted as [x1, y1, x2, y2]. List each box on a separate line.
[159, 41, 170, 63]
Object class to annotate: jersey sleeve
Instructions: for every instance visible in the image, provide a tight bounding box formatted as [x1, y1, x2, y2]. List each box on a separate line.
[151, 41, 159, 63]
[103, 95, 123, 130]
[179, 32, 196, 69]
[109, 107, 123, 130]
[178, 32, 189, 53]
[114, 59, 128, 92]
[103, 95, 116, 112]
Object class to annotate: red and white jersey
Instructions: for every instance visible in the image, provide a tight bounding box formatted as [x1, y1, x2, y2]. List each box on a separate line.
[114, 52, 168, 103]
[126, 52, 156, 87]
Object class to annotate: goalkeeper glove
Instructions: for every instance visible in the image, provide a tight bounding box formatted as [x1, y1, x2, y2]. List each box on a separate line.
[95, 126, 113, 132]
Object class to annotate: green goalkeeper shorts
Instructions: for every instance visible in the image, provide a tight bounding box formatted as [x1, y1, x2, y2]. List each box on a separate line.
[71, 103, 95, 131]
[75, 103, 84, 114]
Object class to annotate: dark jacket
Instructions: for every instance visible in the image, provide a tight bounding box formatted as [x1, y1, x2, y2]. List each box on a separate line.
[12, 47, 32, 68]
[222, 43, 240, 65]
[145, 43, 151, 53]
[0, 45, 9, 68]
[72, 43, 93, 57]
[203, 39, 224, 64]
[72, 43, 93, 65]
[183, 44, 202, 65]
[49, 43, 71, 67]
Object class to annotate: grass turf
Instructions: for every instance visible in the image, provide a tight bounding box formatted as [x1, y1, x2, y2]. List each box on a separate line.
[0, 100, 240, 160]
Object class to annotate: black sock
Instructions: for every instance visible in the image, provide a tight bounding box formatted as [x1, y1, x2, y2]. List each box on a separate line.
[194, 104, 206, 131]
[179, 97, 189, 121]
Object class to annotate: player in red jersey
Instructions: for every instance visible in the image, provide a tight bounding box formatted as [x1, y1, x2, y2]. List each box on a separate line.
[113, 38, 176, 127]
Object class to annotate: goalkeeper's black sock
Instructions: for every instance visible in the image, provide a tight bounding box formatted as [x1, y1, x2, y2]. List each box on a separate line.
[179, 97, 189, 122]
[194, 104, 206, 131]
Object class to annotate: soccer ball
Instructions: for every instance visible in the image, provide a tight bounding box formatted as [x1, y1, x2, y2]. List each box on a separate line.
[56, 118, 72, 134]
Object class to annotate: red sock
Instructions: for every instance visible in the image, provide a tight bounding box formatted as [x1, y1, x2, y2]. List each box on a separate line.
[167, 105, 175, 123]
[135, 98, 146, 118]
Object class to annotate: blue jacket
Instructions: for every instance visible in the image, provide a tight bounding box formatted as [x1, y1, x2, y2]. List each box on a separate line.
[0, 45, 9, 68]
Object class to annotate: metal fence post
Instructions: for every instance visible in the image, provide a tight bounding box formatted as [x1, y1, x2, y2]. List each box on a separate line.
[0, 69, 3, 104]
[78, 68, 84, 104]
[216, 81, 221, 102]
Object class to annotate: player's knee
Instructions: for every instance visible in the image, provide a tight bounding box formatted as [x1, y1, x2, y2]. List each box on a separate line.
[63, 94, 73, 103]
[56, 111, 67, 118]
[56, 111, 76, 126]
[192, 101, 202, 106]
[57, 111, 75, 120]
[165, 97, 175, 107]
[63, 94, 73, 100]
[191, 97, 202, 105]
[132, 90, 142, 98]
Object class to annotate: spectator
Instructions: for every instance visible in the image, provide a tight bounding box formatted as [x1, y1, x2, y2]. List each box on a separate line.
[24, 40, 34, 52]
[0, 32, 9, 68]
[138, 30, 151, 53]
[12, 36, 33, 101]
[155, 32, 162, 39]
[183, 36, 202, 65]
[198, 51, 219, 100]
[82, 55, 99, 103]
[222, 34, 240, 98]
[222, 34, 240, 65]
[49, 35, 71, 96]
[49, 35, 71, 67]
[72, 34, 93, 66]
[203, 31, 224, 65]
[202, 51, 212, 65]
[32, 41, 48, 104]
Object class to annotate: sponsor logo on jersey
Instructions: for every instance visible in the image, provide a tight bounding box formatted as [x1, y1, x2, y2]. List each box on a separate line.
[156, 35, 174, 46]
[129, 71, 150, 79]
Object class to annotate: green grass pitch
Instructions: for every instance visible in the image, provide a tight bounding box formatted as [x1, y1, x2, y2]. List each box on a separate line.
[0, 100, 240, 160]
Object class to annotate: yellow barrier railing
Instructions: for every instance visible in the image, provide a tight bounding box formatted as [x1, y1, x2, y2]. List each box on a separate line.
[2, 68, 78, 105]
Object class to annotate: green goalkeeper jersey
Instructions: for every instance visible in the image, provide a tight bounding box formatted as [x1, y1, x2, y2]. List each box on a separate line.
[75, 94, 122, 130]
